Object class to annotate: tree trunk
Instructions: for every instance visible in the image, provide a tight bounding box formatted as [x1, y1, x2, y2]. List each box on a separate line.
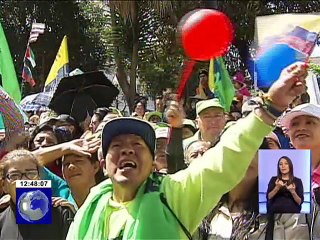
[128, 1, 139, 113]
[110, 7, 131, 111]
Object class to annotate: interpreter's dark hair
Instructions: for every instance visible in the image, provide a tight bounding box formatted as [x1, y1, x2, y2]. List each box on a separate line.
[0, 149, 40, 178]
[277, 156, 294, 184]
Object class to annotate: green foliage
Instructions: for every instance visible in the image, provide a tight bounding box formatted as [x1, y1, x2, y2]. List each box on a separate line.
[310, 63, 320, 76]
[0, 1, 109, 95]
[3, 0, 320, 101]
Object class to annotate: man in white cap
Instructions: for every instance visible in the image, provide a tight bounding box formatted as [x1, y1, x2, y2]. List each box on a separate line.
[281, 103, 320, 194]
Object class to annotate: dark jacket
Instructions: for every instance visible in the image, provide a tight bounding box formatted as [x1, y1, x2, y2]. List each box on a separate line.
[0, 204, 74, 240]
[166, 128, 186, 174]
[266, 176, 304, 214]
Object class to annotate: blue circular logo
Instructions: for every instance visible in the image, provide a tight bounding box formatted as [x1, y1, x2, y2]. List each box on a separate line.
[17, 190, 49, 222]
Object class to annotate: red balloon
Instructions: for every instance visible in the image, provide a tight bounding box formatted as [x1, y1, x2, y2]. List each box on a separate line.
[179, 9, 234, 61]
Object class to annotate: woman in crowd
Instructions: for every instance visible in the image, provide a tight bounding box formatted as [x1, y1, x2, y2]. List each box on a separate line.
[132, 100, 146, 119]
[266, 156, 303, 214]
[89, 107, 110, 133]
[0, 149, 74, 239]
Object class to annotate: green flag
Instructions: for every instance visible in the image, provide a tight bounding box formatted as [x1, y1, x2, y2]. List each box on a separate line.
[0, 22, 21, 102]
[214, 57, 235, 112]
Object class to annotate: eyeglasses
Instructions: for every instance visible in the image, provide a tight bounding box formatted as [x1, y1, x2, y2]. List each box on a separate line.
[6, 170, 39, 181]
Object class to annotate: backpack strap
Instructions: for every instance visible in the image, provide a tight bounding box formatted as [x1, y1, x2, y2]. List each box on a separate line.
[144, 173, 193, 240]
[160, 193, 193, 240]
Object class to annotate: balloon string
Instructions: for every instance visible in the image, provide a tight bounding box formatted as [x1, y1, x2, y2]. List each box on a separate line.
[177, 60, 196, 102]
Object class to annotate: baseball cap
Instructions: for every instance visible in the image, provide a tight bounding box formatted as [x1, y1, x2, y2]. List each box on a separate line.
[196, 98, 224, 116]
[266, 132, 281, 148]
[280, 103, 320, 129]
[56, 114, 77, 125]
[155, 126, 170, 139]
[145, 111, 163, 122]
[102, 118, 156, 158]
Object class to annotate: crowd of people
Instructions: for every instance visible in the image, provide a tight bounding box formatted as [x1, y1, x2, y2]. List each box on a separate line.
[0, 61, 319, 240]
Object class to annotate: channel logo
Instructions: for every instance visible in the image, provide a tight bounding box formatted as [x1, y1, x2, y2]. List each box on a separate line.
[16, 180, 52, 224]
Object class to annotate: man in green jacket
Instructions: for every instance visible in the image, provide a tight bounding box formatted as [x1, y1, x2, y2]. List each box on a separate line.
[67, 62, 308, 240]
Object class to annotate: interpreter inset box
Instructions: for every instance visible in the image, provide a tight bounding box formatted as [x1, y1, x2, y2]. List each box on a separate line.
[258, 149, 311, 214]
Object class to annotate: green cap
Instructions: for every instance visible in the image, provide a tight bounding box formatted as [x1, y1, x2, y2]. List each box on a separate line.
[196, 98, 224, 116]
[145, 111, 163, 122]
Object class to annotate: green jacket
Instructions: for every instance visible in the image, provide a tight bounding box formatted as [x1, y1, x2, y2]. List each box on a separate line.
[67, 113, 273, 239]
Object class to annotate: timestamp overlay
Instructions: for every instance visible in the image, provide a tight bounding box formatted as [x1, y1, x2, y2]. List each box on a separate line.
[16, 180, 52, 224]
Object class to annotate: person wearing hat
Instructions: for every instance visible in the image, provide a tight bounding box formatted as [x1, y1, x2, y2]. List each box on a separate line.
[182, 119, 197, 140]
[253, 103, 320, 240]
[281, 103, 320, 195]
[266, 132, 281, 149]
[44, 114, 82, 140]
[154, 125, 170, 173]
[232, 71, 251, 98]
[66, 61, 308, 240]
[183, 98, 226, 151]
[145, 111, 163, 124]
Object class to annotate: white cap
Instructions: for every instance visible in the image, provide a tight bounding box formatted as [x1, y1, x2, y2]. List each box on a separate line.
[155, 127, 170, 139]
[280, 103, 320, 129]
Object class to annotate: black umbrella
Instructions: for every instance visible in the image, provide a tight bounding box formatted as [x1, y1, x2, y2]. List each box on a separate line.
[49, 71, 119, 123]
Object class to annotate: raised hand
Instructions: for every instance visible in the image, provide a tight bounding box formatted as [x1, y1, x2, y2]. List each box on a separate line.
[166, 101, 185, 128]
[267, 61, 308, 111]
[275, 178, 285, 189]
[64, 138, 101, 157]
[286, 183, 296, 193]
[52, 197, 76, 213]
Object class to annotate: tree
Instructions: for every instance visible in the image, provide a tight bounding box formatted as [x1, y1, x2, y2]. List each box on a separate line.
[79, 1, 205, 112]
[0, 1, 110, 96]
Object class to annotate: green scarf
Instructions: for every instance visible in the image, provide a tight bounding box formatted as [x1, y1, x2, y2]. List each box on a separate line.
[68, 174, 182, 239]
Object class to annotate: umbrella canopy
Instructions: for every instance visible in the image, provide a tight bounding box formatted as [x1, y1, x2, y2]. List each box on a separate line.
[0, 86, 24, 144]
[49, 71, 119, 123]
[20, 92, 52, 112]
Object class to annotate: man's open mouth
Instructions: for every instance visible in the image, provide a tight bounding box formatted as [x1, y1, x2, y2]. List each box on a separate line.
[119, 160, 137, 170]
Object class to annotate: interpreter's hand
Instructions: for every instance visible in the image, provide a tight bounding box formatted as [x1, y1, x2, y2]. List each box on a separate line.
[275, 179, 285, 189]
[52, 197, 76, 213]
[0, 194, 10, 210]
[166, 101, 185, 128]
[267, 61, 308, 111]
[286, 183, 296, 193]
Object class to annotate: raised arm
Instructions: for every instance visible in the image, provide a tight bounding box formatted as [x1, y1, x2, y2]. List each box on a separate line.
[166, 102, 187, 174]
[33, 138, 100, 166]
[161, 61, 309, 234]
